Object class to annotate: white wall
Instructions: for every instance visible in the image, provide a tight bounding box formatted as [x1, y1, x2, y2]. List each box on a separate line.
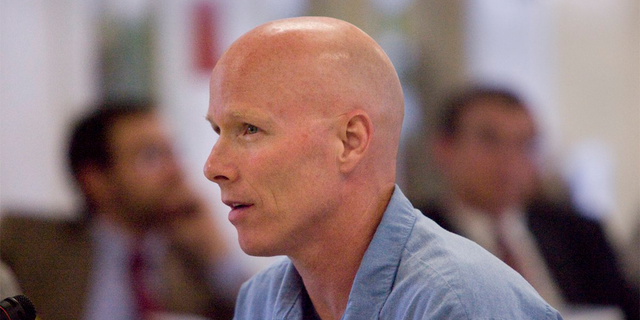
[554, 0, 640, 246]
[0, 0, 98, 216]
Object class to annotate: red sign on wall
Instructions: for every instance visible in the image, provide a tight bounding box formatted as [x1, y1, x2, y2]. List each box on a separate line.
[193, 1, 220, 73]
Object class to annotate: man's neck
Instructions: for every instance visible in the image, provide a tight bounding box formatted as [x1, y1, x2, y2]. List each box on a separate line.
[294, 250, 362, 320]
[448, 191, 516, 218]
[290, 184, 394, 320]
[93, 208, 149, 240]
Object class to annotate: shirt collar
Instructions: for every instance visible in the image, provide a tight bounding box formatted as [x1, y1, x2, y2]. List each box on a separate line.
[448, 201, 526, 255]
[89, 215, 166, 274]
[274, 263, 304, 318]
[274, 263, 321, 319]
[344, 186, 417, 318]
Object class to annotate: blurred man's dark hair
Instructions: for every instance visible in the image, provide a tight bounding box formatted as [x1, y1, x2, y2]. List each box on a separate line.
[438, 86, 527, 138]
[67, 100, 154, 211]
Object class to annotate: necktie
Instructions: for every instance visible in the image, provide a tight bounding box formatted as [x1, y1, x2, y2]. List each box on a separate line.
[495, 226, 524, 277]
[130, 241, 159, 320]
[494, 218, 565, 307]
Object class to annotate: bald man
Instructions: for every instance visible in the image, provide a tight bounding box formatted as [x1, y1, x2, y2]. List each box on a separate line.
[204, 17, 562, 320]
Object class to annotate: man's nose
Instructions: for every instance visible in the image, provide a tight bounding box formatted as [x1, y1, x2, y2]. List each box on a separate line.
[203, 140, 235, 184]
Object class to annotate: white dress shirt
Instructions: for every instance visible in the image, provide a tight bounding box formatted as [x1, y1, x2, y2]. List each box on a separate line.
[84, 216, 166, 320]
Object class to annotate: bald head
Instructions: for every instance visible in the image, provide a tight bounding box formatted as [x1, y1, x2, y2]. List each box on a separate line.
[210, 17, 404, 176]
[205, 17, 404, 257]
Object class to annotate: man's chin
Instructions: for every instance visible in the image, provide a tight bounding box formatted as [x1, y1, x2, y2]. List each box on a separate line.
[131, 210, 177, 231]
[238, 237, 281, 257]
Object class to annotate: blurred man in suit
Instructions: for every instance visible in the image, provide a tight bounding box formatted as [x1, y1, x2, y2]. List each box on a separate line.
[1, 101, 244, 320]
[421, 86, 639, 319]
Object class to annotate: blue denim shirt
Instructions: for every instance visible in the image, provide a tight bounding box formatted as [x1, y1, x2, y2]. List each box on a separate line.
[234, 187, 563, 319]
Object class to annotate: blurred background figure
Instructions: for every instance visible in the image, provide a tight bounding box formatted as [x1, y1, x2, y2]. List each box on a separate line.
[1, 101, 245, 320]
[418, 86, 639, 319]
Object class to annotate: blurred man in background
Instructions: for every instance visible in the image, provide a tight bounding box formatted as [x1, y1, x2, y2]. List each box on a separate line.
[1, 101, 244, 320]
[421, 86, 639, 319]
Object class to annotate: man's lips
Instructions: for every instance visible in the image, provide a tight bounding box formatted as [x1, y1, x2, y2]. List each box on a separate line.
[223, 200, 254, 223]
[222, 199, 253, 209]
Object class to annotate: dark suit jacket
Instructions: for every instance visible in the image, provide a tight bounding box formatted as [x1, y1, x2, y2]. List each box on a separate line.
[0, 214, 235, 320]
[417, 199, 640, 320]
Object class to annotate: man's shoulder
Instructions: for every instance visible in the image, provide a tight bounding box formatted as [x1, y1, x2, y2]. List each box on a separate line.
[2, 213, 69, 226]
[0, 213, 88, 257]
[1, 213, 85, 239]
[526, 197, 602, 237]
[384, 213, 562, 319]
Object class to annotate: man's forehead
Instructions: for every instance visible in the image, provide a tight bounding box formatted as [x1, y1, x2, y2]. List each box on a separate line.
[208, 70, 326, 124]
[462, 104, 537, 138]
[111, 113, 155, 135]
[206, 101, 281, 124]
[465, 101, 533, 123]
[111, 114, 164, 137]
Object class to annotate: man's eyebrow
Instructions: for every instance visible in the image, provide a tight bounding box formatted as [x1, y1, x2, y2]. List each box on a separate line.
[204, 110, 278, 128]
[204, 115, 216, 127]
[204, 115, 220, 134]
[229, 110, 277, 126]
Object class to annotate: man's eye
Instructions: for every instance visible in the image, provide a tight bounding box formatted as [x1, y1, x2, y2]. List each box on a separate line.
[245, 124, 259, 134]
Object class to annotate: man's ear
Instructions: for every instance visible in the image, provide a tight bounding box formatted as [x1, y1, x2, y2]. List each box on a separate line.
[338, 110, 373, 173]
[77, 165, 111, 205]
